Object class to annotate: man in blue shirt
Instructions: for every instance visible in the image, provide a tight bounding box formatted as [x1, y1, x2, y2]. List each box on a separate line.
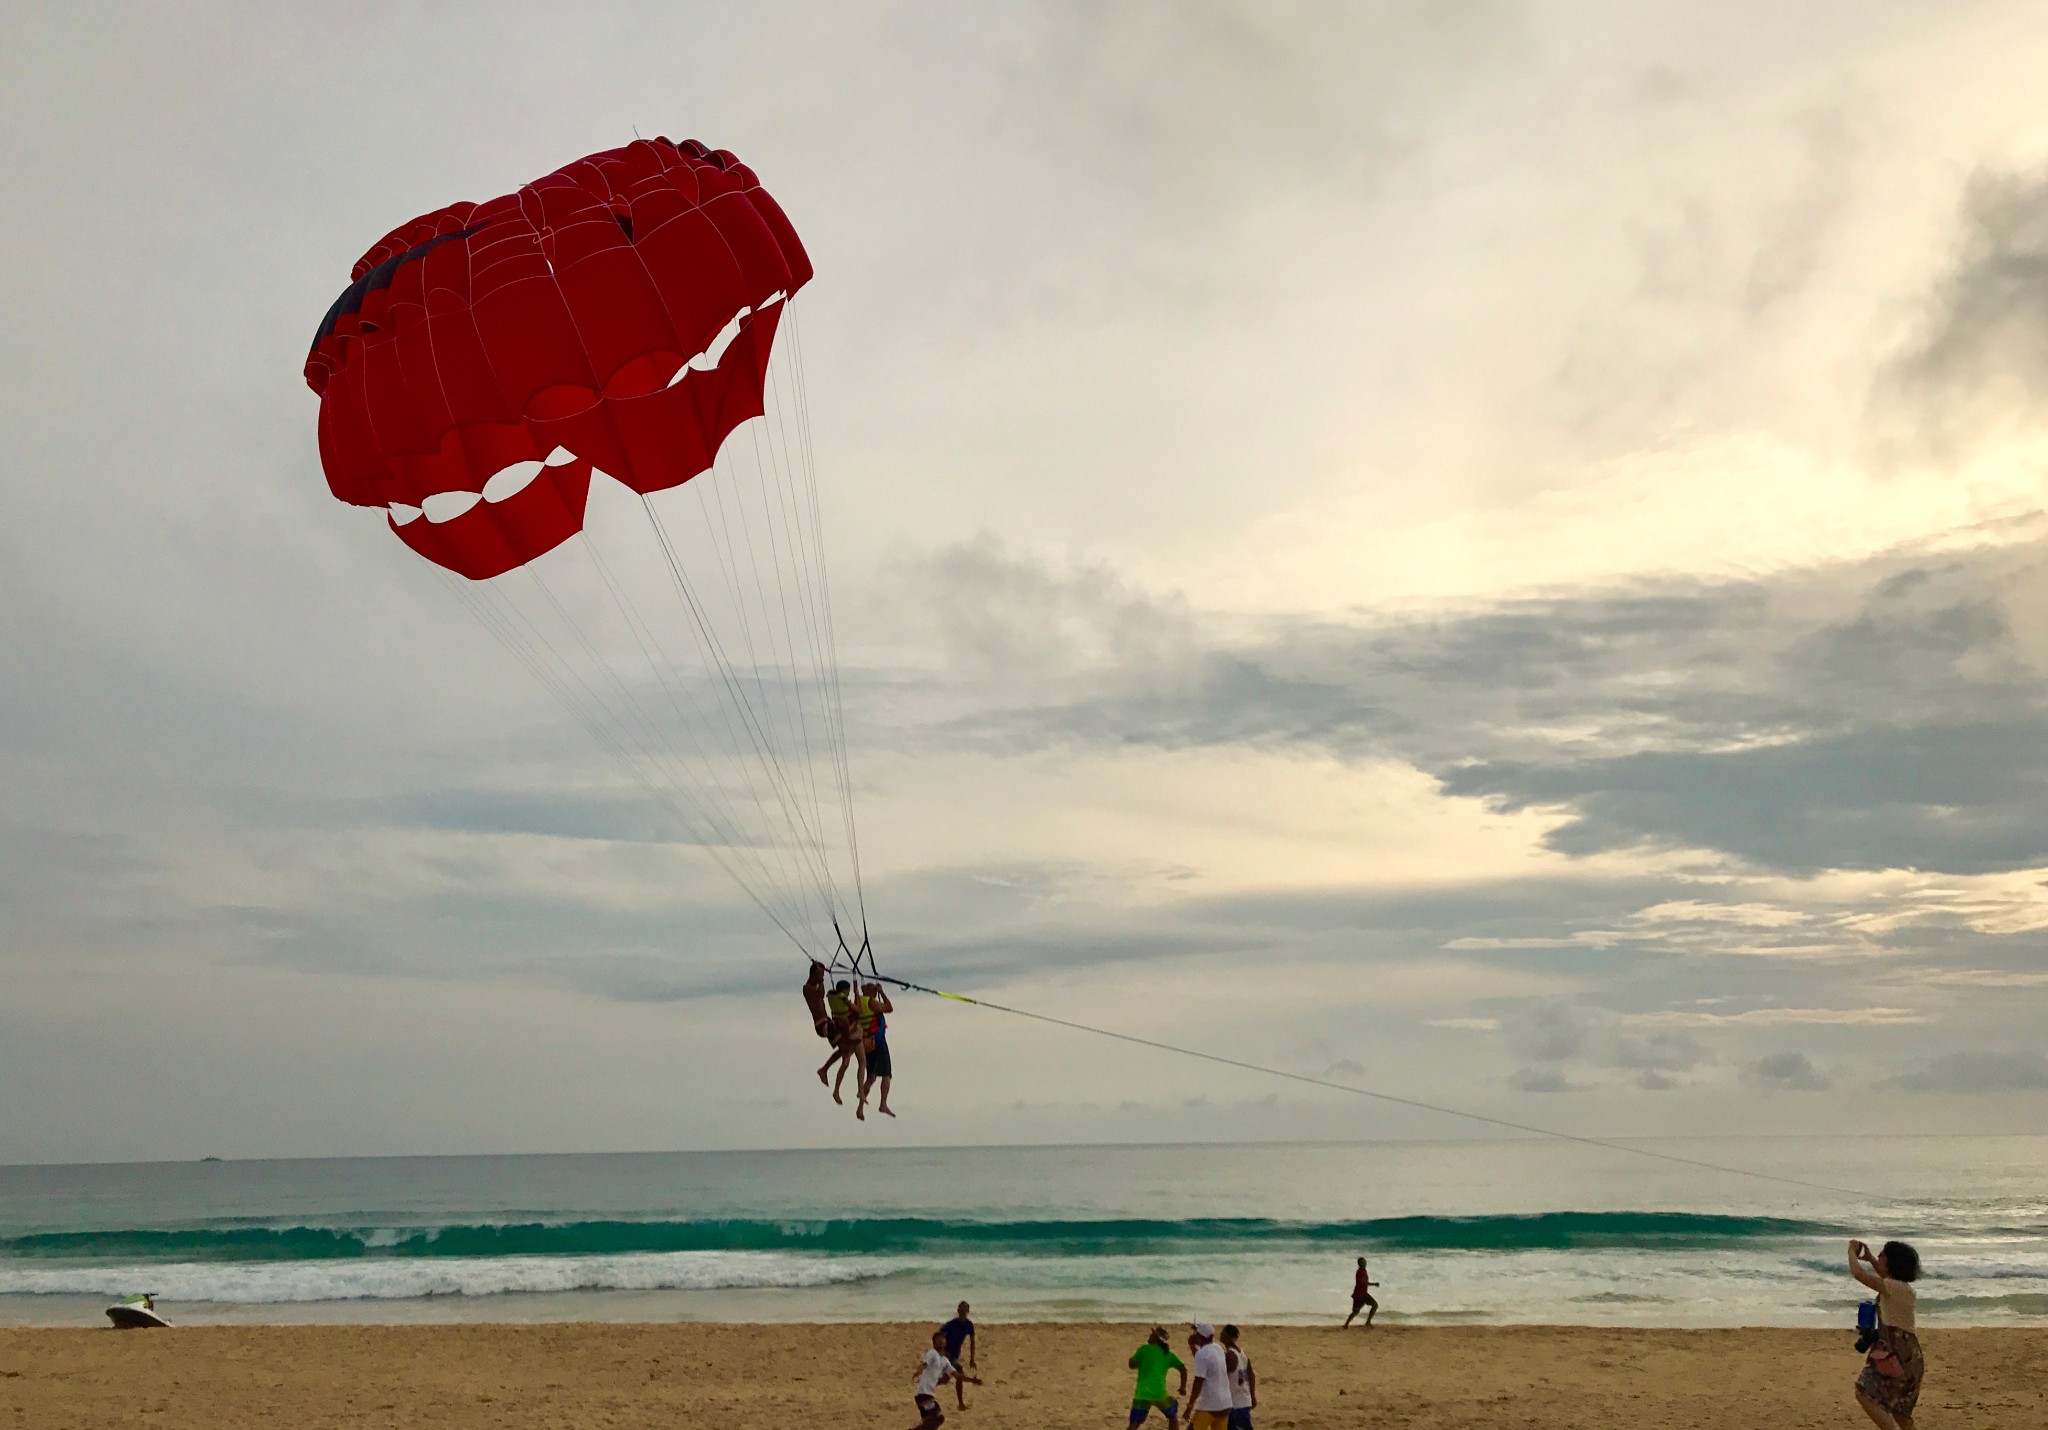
[856, 982, 896, 1120]
[940, 1301, 976, 1409]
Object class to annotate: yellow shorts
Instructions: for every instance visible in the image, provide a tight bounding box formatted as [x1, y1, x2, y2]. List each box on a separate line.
[1191, 1412, 1232, 1430]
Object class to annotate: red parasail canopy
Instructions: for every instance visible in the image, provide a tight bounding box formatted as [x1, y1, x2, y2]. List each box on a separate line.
[305, 138, 811, 579]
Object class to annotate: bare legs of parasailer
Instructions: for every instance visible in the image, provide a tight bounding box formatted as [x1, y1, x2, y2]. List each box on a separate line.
[818, 980, 864, 1101]
[833, 1027, 868, 1107]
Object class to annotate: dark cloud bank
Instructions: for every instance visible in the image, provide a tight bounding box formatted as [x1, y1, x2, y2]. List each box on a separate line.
[1744, 1051, 1832, 1092]
[1879, 1050, 2048, 1093]
[924, 529, 2048, 879]
[1887, 166, 2048, 437]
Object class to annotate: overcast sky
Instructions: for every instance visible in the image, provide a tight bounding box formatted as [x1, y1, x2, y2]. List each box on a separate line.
[6, 1, 2048, 1164]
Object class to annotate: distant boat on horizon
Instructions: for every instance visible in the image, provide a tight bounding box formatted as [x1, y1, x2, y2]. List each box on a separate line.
[199, 1156, 223, 1162]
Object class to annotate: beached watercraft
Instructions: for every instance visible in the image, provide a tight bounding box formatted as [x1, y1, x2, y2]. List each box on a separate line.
[106, 1295, 169, 1329]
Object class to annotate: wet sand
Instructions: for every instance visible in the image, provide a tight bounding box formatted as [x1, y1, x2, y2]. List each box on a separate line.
[4, 1322, 2045, 1428]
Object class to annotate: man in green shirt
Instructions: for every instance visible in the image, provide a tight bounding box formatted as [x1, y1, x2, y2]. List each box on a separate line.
[1128, 1325, 1188, 1426]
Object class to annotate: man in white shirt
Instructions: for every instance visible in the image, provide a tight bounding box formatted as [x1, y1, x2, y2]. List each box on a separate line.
[1185, 1323, 1235, 1430]
[908, 1326, 980, 1430]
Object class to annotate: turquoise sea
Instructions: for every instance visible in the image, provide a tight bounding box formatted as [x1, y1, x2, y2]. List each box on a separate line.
[2, 1138, 2042, 1327]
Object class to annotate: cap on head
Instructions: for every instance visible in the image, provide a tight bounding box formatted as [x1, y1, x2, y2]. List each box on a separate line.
[1191, 1322, 1215, 1340]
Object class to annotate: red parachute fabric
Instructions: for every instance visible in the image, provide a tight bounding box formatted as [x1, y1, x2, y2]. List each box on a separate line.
[305, 138, 812, 580]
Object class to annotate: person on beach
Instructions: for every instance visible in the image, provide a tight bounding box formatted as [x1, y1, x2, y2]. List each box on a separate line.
[941, 1302, 977, 1410]
[1187, 1323, 1235, 1430]
[1849, 1237, 1924, 1430]
[1128, 1326, 1187, 1427]
[1219, 1325, 1256, 1430]
[910, 1326, 979, 1430]
[818, 978, 866, 1103]
[1343, 1256, 1378, 1326]
[856, 981, 896, 1120]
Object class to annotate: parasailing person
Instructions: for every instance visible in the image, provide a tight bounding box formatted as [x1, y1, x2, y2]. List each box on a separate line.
[856, 981, 896, 1119]
[820, 976, 866, 1105]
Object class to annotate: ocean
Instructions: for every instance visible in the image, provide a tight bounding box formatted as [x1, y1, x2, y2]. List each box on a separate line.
[2, 1138, 2042, 1328]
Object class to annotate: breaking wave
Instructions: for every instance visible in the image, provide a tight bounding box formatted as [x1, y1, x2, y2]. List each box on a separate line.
[1, 1210, 1832, 1263]
[0, 1251, 879, 1303]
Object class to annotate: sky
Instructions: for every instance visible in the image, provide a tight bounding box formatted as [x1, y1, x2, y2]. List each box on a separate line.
[5, 1, 2048, 1164]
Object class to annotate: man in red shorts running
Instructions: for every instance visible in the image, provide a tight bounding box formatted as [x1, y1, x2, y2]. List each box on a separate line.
[1344, 1256, 1378, 1327]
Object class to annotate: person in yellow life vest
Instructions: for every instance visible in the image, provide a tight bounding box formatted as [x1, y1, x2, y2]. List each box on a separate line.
[817, 977, 867, 1106]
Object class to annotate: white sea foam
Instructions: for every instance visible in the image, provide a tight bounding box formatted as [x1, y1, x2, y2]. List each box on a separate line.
[0, 1252, 876, 1303]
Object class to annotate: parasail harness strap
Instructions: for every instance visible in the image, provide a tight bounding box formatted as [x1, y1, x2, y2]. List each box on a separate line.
[828, 919, 879, 982]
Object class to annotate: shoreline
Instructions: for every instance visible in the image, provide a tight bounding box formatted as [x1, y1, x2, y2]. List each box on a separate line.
[4, 1322, 2044, 1428]
[4, 1292, 2045, 1330]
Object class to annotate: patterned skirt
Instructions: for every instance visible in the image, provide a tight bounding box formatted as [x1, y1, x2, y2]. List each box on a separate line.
[1855, 1325, 1924, 1418]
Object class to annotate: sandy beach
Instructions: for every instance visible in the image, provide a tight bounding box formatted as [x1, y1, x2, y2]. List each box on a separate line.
[2, 1322, 2042, 1429]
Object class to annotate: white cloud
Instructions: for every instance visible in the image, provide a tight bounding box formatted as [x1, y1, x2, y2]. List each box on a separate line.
[1920, 969, 2048, 988]
[1625, 1007, 1925, 1027]
[1443, 935, 1625, 951]
[1631, 901, 1810, 928]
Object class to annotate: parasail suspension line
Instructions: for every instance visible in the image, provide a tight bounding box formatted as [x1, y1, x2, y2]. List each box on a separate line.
[431, 567, 817, 956]
[872, 973, 1880, 1202]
